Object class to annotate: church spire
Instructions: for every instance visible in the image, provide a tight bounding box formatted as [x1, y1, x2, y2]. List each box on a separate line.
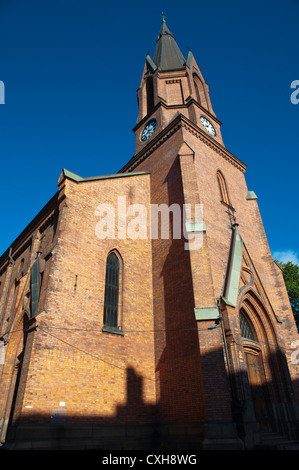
[152, 16, 186, 71]
[132, 16, 222, 155]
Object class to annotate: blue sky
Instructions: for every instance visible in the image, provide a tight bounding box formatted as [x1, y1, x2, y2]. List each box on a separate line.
[0, 0, 298, 264]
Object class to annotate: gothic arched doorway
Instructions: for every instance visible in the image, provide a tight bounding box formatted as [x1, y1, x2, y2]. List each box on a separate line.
[237, 286, 296, 439]
[239, 309, 272, 432]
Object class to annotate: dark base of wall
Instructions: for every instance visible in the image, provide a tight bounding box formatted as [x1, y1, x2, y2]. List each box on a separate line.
[1, 421, 244, 450]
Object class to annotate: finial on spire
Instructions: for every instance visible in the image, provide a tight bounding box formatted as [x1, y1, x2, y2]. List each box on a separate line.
[161, 12, 166, 23]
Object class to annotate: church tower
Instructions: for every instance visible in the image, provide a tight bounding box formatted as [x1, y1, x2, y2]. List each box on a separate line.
[121, 17, 299, 447]
[131, 16, 224, 157]
[0, 16, 298, 451]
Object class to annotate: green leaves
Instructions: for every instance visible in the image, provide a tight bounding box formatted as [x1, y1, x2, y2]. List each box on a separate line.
[276, 260, 299, 331]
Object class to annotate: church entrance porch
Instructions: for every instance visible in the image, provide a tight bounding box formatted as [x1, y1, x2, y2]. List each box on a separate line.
[220, 291, 299, 448]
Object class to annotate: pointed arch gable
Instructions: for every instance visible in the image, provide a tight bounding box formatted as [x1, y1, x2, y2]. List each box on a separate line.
[237, 242, 283, 327]
[240, 290, 278, 345]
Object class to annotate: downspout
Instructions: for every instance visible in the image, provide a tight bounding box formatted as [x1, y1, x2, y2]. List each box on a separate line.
[0, 248, 15, 328]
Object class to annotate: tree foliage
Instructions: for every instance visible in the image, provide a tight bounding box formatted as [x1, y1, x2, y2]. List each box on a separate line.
[275, 260, 299, 331]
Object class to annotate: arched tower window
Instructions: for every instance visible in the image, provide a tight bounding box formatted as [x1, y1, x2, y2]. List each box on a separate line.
[239, 310, 257, 342]
[193, 74, 201, 104]
[217, 170, 231, 206]
[146, 76, 154, 114]
[193, 73, 207, 108]
[103, 252, 120, 331]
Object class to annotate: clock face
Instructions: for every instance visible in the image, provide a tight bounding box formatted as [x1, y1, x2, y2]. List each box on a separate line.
[141, 119, 157, 142]
[200, 116, 216, 136]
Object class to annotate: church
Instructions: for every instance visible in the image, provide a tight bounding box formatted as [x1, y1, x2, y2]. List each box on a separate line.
[0, 18, 298, 450]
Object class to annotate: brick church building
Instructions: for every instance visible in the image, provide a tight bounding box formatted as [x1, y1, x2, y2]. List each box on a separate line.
[0, 19, 298, 450]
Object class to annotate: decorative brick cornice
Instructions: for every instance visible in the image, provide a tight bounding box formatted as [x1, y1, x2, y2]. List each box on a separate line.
[123, 119, 183, 172]
[120, 114, 247, 174]
[180, 118, 247, 173]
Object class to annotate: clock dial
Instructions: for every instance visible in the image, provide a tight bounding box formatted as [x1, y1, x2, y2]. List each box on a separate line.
[200, 116, 216, 136]
[141, 119, 157, 142]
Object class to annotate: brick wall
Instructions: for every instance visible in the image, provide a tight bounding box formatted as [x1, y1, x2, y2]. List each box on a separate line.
[18, 173, 156, 425]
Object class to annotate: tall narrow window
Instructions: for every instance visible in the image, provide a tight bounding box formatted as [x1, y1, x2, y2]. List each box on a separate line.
[103, 252, 122, 333]
[146, 77, 154, 114]
[217, 170, 231, 206]
[193, 74, 208, 108]
[193, 74, 201, 104]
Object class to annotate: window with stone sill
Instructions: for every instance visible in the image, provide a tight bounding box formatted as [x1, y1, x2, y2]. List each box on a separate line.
[102, 251, 123, 335]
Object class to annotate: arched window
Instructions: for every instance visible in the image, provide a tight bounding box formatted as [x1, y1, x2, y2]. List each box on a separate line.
[193, 74, 201, 104]
[146, 77, 154, 114]
[193, 74, 208, 108]
[103, 252, 122, 333]
[217, 170, 231, 206]
[240, 310, 257, 342]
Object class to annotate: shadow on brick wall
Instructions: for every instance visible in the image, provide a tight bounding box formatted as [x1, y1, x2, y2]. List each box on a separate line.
[1, 349, 299, 450]
[1, 364, 204, 450]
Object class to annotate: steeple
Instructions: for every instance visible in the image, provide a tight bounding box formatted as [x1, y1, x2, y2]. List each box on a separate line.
[132, 17, 223, 156]
[152, 18, 186, 71]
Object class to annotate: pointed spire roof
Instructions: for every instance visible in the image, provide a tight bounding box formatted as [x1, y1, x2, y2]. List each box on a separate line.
[153, 17, 186, 71]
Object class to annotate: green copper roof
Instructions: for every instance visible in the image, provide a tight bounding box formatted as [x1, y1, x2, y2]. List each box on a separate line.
[246, 191, 258, 200]
[222, 228, 243, 308]
[152, 21, 186, 71]
[58, 168, 150, 185]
